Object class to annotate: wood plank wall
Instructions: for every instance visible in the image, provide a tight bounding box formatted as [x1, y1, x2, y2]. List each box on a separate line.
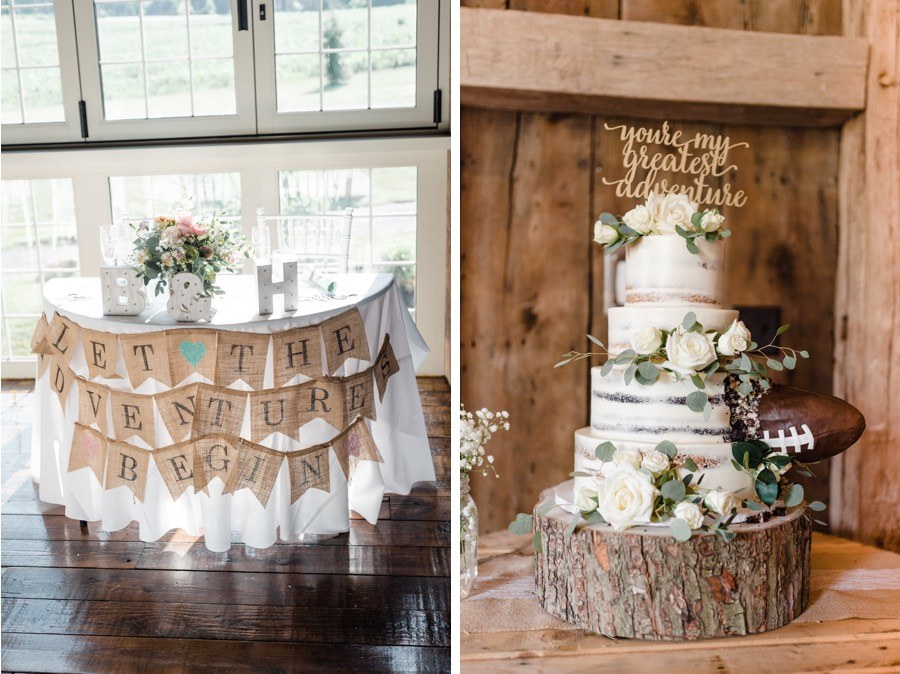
[461, 0, 842, 534]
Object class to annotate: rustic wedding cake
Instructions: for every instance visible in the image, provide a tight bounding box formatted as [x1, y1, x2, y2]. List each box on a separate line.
[513, 190, 866, 640]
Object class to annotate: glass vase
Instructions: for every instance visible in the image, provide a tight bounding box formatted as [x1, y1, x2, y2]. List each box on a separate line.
[460, 474, 479, 599]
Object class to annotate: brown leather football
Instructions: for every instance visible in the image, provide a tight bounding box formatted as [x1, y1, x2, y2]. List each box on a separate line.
[757, 385, 865, 463]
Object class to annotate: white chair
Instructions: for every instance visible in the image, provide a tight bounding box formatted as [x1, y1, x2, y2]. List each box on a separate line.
[255, 207, 353, 273]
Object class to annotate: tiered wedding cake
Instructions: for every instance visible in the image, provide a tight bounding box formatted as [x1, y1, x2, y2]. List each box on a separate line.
[573, 234, 751, 499]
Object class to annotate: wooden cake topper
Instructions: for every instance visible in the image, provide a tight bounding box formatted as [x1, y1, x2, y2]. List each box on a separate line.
[602, 121, 750, 208]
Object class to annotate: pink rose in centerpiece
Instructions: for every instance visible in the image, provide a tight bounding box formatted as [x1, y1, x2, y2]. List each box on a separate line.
[175, 211, 208, 237]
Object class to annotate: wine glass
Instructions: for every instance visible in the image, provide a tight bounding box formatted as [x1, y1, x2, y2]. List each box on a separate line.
[100, 224, 117, 265]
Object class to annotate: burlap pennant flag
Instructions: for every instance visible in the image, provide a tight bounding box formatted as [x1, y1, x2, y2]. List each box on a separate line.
[120, 331, 172, 387]
[248, 386, 300, 443]
[77, 378, 109, 435]
[343, 367, 377, 424]
[297, 378, 344, 429]
[67, 423, 108, 484]
[192, 434, 239, 494]
[166, 329, 218, 386]
[30, 314, 52, 355]
[331, 417, 384, 480]
[286, 443, 330, 504]
[46, 313, 78, 365]
[223, 440, 284, 508]
[153, 439, 195, 501]
[49, 357, 75, 408]
[272, 325, 323, 387]
[374, 333, 400, 401]
[105, 439, 151, 502]
[193, 384, 248, 438]
[109, 389, 156, 447]
[81, 327, 121, 380]
[216, 331, 270, 389]
[321, 308, 370, 374]
[156, 383, 198, 443]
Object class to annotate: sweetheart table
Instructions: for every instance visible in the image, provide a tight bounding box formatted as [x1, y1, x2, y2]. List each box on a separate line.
[31, 273, 435, 551]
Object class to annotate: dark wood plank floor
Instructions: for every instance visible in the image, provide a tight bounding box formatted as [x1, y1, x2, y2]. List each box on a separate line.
[0, 377, 451, 673]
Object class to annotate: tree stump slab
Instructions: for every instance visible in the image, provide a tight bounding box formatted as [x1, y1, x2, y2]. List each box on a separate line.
[534, 481, 812, 640]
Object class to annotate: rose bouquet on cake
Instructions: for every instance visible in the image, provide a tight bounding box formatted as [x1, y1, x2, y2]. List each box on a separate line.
[131, 205, 251, 297]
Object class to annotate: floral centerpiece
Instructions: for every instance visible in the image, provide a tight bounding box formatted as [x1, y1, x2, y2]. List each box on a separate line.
[510, 437, 825, 545]
[460, 405, 509, 599]
[131, 206, 251, 298]
[593, 191, 730, 255]
[556, 313, 809, 418]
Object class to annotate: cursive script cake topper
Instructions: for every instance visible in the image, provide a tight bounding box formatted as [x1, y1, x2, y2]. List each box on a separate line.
[602, 121, 750, 208]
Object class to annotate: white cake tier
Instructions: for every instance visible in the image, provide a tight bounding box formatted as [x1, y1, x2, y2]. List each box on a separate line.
[573, 427, 752, 497]
[625, 235, 725, 307]
[591, 367, 731, 442]
[607, 306, 739, 354]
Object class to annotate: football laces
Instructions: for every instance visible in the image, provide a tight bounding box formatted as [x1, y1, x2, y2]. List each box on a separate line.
[761, 424, 815, 453]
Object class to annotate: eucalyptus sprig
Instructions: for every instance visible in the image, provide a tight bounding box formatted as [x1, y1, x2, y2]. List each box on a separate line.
[675, 209, 731, 254]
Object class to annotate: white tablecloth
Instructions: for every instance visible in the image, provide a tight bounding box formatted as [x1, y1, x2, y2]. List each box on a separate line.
[32, 273, 435, 551]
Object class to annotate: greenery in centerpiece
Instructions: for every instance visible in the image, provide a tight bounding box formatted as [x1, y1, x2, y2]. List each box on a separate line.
[131, 204, 251, 297]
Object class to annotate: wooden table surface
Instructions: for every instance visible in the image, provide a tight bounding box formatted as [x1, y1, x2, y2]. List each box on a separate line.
[462, 528, 900, 673]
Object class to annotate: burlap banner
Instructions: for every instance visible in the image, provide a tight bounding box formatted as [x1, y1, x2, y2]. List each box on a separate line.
[80, 326, 120, 380]
[193, 384, 248, 438]
[167, 329, 218, 386]
[105, 438, 151, 502]
[216, 331, 270, 389]
[248, 386, 300, 443]
[109, 389, 156, 447]
[297, 378, 344, 429]
[374, 334, 400, 401]
[272, 325, 323, 387]
[49, 357, 75, 408]
[192, 434, 239, 495]
[330, 416, 383, 480]
[30, 314, 51, 355]
[343, 367, 377, 423]
[68, 423, 108, 484]
[77, 378, 109, 436]
[120, 331, 172, 387]
[46, 313, 78, 365]
[286, 443, 331, 504]
[153, 439, 195, 501]
[223, 439, 284, 508]
[322, 307, 370, 374]
[155, 383, 198, 443]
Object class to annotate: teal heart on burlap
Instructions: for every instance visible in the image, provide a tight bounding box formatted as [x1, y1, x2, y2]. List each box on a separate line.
[179, 340, 206, 367]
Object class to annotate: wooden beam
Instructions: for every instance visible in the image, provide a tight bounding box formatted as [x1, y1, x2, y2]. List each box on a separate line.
[460, 8, 868, 127]
[831, 0, 900, 552]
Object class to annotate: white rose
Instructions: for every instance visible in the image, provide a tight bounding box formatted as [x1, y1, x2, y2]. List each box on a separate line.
[641, 449, 670, 475]
[674, 501, 704, 530]
[632, 324, 663, 355]
[593, 221, 619, 245]
[613, 447, 643, 469]
[577, 487, 599, 511]
[704, 489, 740, 516]
[622, 204, 653, 234]
[717, 319, 752, 356]
[700, 209, 725, 233]
[595, 463, 659, 531]
[649, 192, 697, 234]
[665, 326, 718, 371]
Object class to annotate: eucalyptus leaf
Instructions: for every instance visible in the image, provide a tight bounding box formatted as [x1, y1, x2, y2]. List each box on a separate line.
[535, 500, 556, 515]
[675, 225, 690, 238]
[682, 474, 693, 486]
[508, 513, 533, 535]
[784, 355, 796, 370]
[582, 511, 606, 525]
[784, 483, 804, 508]
[738, 381, 753, 396]
[661, 479, 686, 502]
[623, 363, 637, 385]
[600, 359, 615, 376]
[569, 471, 593, 478]
[681, 312, 697, 330]
[705, 361, 720, 375]
[686, 240, 700, 255]
[799, 350, 809, 359]
[638, 361, 659, 381]
[655, 440, 677, 458]
[605, 239, 624, 254]
[732, 442, 764, 469]
[595, 442, 617, 462]
[599, 212, 618, 226]
[739, 353, 753, 372]
[684, 457, 698, 472]
[691, 374, 705, 390]
[669, 517, 693, 542]
[720, 229, 731, 238]
[554, 358, 574, 368]
[808, 500, 827, 512]
[766, 359, 784, 371]
[618, 224, 640, 237]
[703, 401, 713, 421]
[618, 349, 636, 360]
[744, 500, 764, 511]
[775, 324, 790, 336]
[685, 391, 708, 413]
[690, 212, 703, 228]
[755, 468, 779, 506]
[587, 334, 605, 348]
